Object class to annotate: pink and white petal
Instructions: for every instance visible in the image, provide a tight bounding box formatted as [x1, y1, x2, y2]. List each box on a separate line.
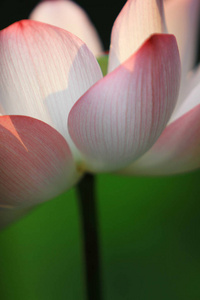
[108, 0, 167, 72]
[29, 0, 103, 57]
[0, 115, 79, 208]
[122, 105, 200, 175]
[0, 20, 102, 155]
[68, 34, 180, 172]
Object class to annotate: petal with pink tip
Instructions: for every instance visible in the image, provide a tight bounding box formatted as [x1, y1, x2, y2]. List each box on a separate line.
[68, 34, 181, 172]
[108, 0, 167, 72]
[122, 105, 200, 175]
[29, 0, 103, 56]
[0, 20, 102, 155]
[0, 115, 79, 208]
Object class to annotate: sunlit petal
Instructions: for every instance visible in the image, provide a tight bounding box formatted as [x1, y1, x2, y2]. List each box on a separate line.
[108, 0, 167, 72]
[164, 0, 200, 77]
[68, 34, 180, 172]
[164, 0, 200, 113]
[0, 20, 102, 156]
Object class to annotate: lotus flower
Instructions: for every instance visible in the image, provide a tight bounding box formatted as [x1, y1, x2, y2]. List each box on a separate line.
[1, 0, 199, 212]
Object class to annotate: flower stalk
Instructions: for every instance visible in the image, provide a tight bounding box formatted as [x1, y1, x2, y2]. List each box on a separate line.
[76, 174, 102, 300]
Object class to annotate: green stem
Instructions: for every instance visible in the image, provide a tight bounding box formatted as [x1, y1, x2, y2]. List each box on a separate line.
[76, 173, 102, 300]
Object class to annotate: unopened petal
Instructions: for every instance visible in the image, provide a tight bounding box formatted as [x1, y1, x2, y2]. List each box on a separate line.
[0, 20, 102, 156]
[68, 34, 180, 172]
[108, 0, 167, 72]
[0, 115, 79, 208]
[123, 105, 200, 175]
[29, 0, 103, 56]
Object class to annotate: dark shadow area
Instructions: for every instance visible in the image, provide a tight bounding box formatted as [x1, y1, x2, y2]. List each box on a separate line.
[0, 0, 126, 50]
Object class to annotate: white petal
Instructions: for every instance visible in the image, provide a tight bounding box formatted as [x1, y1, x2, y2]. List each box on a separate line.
[164, 0, 200, 113]
[0, 20, 102, 157]
[164, 0, 200, 76]
[170, 76, 200, 123]
[68, 34, 180, 172]
[108, 0, 167, 72]
[122, 104, 200, 175]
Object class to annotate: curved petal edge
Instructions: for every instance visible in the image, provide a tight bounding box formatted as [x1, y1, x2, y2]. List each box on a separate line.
[122, 104, 200, 175]
[0, 115, 79, 208]
[68, 34, 181, 172]
[108, 0, 167, 72]
[0, 20, 102, 156]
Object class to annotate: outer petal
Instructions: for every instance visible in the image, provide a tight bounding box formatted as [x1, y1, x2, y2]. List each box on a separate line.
[122, 105, 200, 175]
[108, 0, 167, 72]
[68, 34, 181, 172]
[0, 20, 102, 157]
[29, 0, 103, 56]
[0, 115, 79, 208]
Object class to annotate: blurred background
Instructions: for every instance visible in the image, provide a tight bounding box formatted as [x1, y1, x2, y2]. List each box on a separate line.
[1, 1, 200, 299]
[0, 0, 125, 49]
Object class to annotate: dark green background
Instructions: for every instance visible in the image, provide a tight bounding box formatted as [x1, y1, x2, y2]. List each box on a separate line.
[1, 171, 200, 299]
